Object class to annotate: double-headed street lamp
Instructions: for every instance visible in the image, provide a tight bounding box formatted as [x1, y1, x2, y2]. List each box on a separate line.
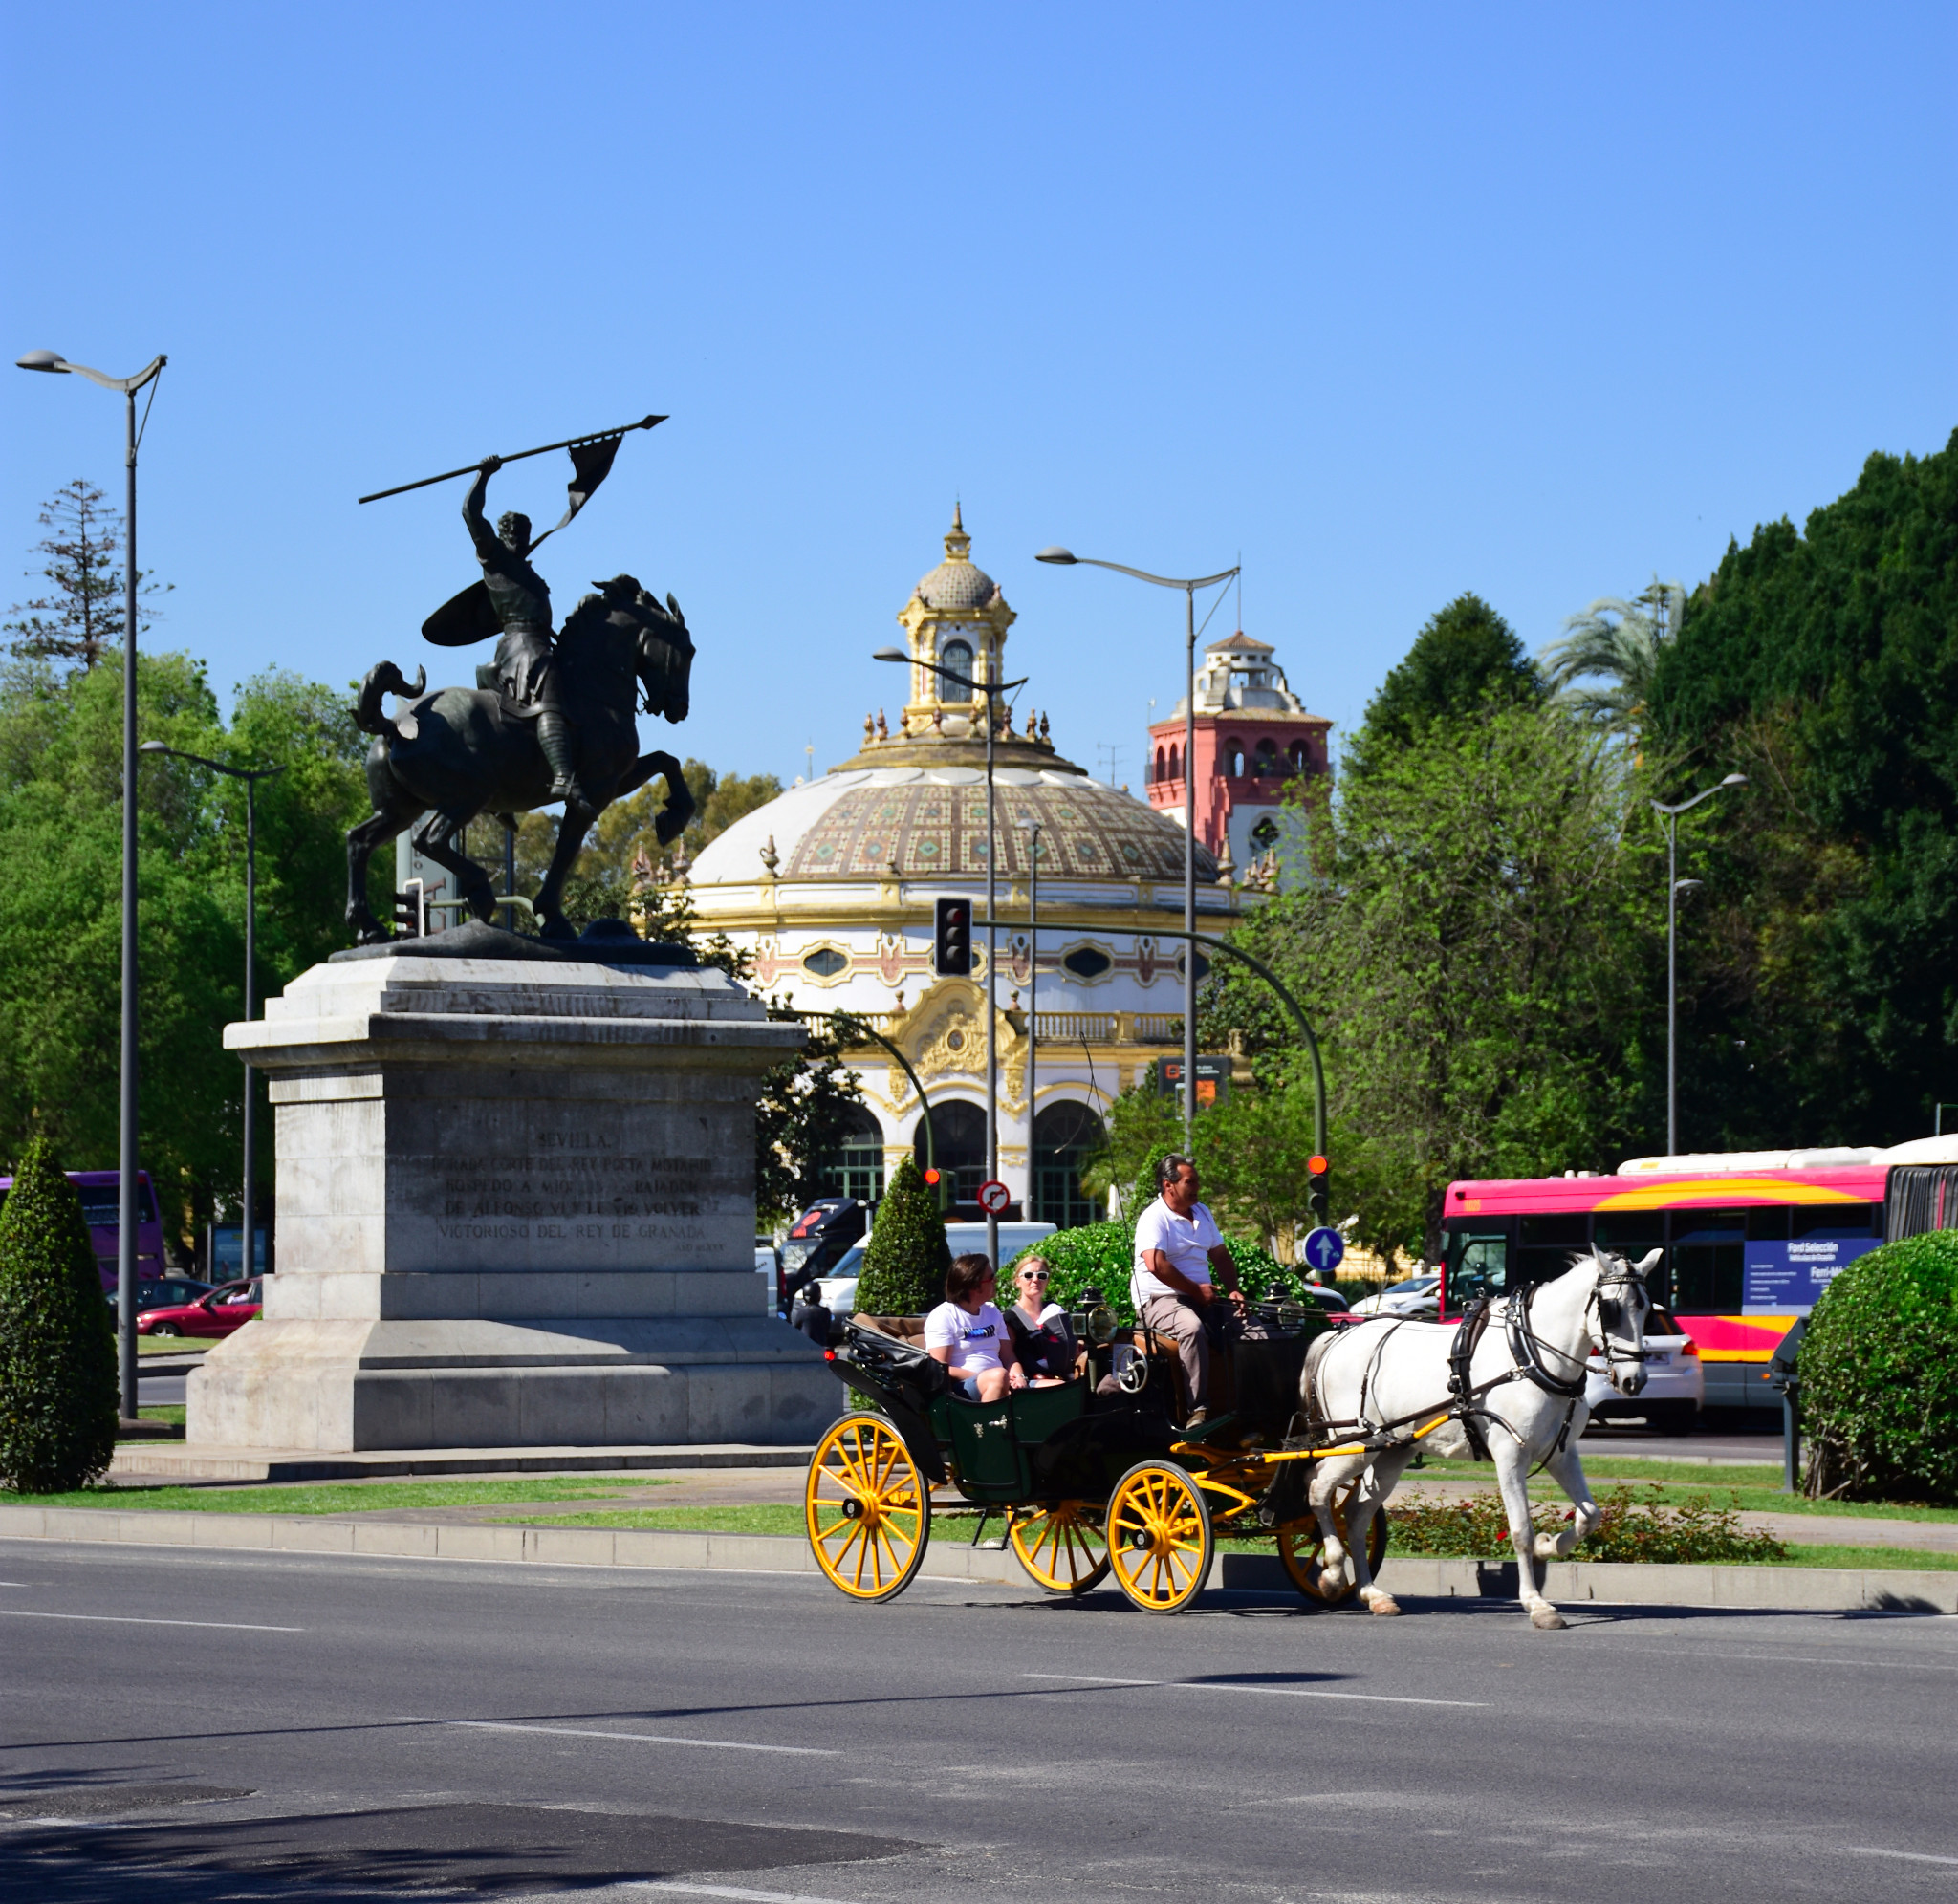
[141, 744, 284, 1279]
[18, 347, 166, 1421]
[875, 645, 1029, 1268]
[1034, 547, 1238, 1148]
[1651, 773, 1747, 1155]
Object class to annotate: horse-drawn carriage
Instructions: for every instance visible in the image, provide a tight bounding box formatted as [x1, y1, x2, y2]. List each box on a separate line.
[804, 1293, 1391, 1612]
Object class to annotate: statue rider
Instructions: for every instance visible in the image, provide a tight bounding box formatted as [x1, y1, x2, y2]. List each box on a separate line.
[463, 456, 587, 811]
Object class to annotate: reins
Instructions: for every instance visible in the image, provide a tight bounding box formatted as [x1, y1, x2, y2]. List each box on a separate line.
[1301, 1259, 1649, 1457]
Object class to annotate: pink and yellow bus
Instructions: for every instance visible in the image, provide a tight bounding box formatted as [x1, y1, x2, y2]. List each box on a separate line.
[1441, 1140, 1958, 1410]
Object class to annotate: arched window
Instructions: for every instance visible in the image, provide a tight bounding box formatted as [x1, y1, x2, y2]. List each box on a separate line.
[1254, 739, 1277, 779]
[1167, 744, 1181, 783]
[1033, 1101, 1106, 1230]
[818, 1103, 886, 1207]
[917, 1099, 988, 1210]
[1227, 741, 1245, 778]
[1288, 740, 1308, 775]
[941, 638, 974, 697]
[1153, 746, 1166, 784]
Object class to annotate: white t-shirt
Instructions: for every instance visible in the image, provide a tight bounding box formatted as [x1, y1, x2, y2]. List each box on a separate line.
[925, 1299, 1011, 1374]
[1132, 1199, 1226, 1304]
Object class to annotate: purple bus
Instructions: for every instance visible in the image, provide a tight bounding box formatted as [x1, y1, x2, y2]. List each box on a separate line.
[0, 1170, 166, 1293]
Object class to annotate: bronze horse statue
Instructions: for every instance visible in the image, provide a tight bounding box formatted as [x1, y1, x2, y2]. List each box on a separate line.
[345, 576, 695, 943]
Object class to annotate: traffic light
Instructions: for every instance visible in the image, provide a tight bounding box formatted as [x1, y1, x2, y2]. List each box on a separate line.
[1306, 1153, 1330, 1223]
[923, 1164, 944, 1207]
[933, 897, 972, 975]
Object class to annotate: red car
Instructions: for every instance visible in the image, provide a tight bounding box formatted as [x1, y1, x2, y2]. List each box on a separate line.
[138, 1277, 263, 1339]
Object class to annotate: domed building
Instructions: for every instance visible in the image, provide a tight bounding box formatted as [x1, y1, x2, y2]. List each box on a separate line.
[675, 508, 1251, 1224]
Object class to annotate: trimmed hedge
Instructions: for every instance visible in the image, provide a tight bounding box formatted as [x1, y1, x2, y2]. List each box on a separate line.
[853, 1154, 951, 1317]
[1008, 1195, 1339, 1325]
[1800, 1230, 1958, 1504]
[0, 1137, 119, 1493]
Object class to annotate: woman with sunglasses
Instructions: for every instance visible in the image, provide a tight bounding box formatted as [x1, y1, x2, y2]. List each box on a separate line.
[1005, 1256, 1075, 1387]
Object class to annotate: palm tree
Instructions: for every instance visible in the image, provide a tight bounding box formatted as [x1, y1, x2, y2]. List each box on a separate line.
[1537, 577, 1684, 743]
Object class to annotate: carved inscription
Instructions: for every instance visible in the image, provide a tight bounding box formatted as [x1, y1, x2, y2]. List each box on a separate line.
[431, 1131, 716, 1244]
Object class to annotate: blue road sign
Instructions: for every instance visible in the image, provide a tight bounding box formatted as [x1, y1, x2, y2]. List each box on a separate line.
[1302, 1226, 1345, 1273]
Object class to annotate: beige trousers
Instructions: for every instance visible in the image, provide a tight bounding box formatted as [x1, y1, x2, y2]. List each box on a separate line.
[1140, 1293, 1208, 1410]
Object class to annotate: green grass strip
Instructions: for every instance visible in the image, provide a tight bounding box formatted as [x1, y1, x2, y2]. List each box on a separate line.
[499, 1503, 804, 1536]
[3, 1477, 671, 1515]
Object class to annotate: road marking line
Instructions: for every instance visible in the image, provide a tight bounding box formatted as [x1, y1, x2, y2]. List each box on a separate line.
[1022, 1671, 1487, 1709]
[0, 1610, 302, 1632]
[441, 1720, 838, 1756]
[1848, 1848, 1958, 1867]
[633, 1886, 864, 1904]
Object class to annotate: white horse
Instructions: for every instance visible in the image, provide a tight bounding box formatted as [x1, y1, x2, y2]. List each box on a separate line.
[1301, 1248, 1659, 1630]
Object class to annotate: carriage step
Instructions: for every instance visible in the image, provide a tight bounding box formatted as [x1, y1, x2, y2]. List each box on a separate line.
[1174, 1412, 1243, 1446]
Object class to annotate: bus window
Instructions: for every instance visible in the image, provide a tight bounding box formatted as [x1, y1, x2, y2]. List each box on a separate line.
[1445, 1227, 1511, 1305]
[1517, 1214, 1589, 1288]
[1791, 1203, 1880, 1243]
[1594, 1213, 1666, 1304]
[1670, 1208, 1747, 1312]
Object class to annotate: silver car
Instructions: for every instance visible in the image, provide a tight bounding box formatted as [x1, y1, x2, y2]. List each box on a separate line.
[1584, 1304, 1704, 1434]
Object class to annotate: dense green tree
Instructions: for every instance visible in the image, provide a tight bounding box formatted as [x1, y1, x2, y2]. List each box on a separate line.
[1204, 701, 1654, 1248]
[0, 1136, 119, 1491]
[1647, 429, 1958, 1147]
[1348, 593, 1543, 776]
[0, 653, 374, 1255]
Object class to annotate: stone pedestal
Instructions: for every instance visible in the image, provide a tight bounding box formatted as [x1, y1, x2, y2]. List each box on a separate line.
[189, 944, 836, 1452]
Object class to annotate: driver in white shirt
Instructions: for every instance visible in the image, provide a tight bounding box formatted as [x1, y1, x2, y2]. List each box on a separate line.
[1132, 1155, 1244, 1423]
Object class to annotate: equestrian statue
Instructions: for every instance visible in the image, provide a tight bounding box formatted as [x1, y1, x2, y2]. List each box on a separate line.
[344, 415, 695, 943]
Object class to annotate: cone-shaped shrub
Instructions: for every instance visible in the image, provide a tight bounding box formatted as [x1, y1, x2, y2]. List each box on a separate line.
[854, 1155, 952, 1317]
[1800, 1231, 1958, 1504]
[0, 1138, 120, 1493]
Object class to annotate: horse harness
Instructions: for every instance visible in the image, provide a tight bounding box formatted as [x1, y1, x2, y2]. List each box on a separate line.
[1297, 1260, 1649, 1455]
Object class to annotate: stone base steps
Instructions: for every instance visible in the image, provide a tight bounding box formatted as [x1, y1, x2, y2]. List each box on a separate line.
[106, 1442, 816, 1482]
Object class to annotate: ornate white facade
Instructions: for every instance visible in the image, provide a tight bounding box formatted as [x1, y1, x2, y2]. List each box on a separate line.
[673, 508, 1251, 1222]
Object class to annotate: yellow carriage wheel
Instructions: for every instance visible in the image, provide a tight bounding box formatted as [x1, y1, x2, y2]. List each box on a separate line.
[1106, 1460, 1212, 1614]
[1275, 1493, 1390, 1609]
[1009, 1502, 1112, 1596]
[805, 1413, 931, 1602]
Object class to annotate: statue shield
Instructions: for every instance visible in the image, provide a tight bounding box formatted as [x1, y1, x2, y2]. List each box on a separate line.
[422, 579, 501, 646]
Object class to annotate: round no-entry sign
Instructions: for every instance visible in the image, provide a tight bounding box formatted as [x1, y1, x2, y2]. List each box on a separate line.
[976, 1179, 1012, 1215]
[1302, 1225, 1345, 1273]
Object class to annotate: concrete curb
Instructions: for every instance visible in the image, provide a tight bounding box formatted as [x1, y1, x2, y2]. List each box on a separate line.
[1, 1504, 1952, 1611]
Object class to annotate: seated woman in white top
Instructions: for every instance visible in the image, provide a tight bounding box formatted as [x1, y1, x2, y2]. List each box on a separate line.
[924, 1253, 1028, 1402]
[1005, 1255, 1075, 1386]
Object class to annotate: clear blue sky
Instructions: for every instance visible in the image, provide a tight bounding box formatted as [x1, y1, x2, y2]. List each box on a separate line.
[4, 3, 1952, 791]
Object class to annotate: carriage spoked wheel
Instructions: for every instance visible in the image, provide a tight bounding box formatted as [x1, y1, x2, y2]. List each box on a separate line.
[805, 1413, 931, 1602]
[1275, 1487, 1390, 1609]
[1105, 1460, 1213, 1614]
[1009, 1502, 1112, 1597]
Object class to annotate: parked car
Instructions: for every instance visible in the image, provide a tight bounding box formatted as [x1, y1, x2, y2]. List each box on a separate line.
[137, 1278, 263, 1339]
[1584, 1304, 1703, 1433]
[112, 1276, 215, 1313]
[1348, 1274, 1441, 1319]
[813, 1244, 869, 1319]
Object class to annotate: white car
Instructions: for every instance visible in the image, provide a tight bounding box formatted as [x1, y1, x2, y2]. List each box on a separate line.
[1348, 1275, 1440, 1319]
[813, 1244, 867, 1319]
[1584, 1304, 1704, 1434]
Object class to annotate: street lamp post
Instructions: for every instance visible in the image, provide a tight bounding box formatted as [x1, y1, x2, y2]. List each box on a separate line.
[1035, 547, 1238, 1149]
[141, 744, 284, 1278]
[1017, 817, 1042, 1221]
[1650, 774, 1747, 1155]
[18, 348, 166, 1420]
[876, 646, 1028, 1267]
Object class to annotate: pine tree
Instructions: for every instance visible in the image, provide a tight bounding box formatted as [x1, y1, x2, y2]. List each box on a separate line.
[4, 479, 169, 672]
[853, 1154, 952, 1317]
[0, 1137, 120, 1492]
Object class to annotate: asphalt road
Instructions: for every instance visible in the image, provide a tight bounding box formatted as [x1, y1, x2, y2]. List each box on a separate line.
[2, 1538, 1954, 1903]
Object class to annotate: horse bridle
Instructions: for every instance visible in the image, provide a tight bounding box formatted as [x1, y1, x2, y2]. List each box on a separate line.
[1585, 1259, 1650, 1377]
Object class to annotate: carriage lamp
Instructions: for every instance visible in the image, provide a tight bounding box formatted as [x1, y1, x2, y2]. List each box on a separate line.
[1084, 1305, 1119, 1348]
